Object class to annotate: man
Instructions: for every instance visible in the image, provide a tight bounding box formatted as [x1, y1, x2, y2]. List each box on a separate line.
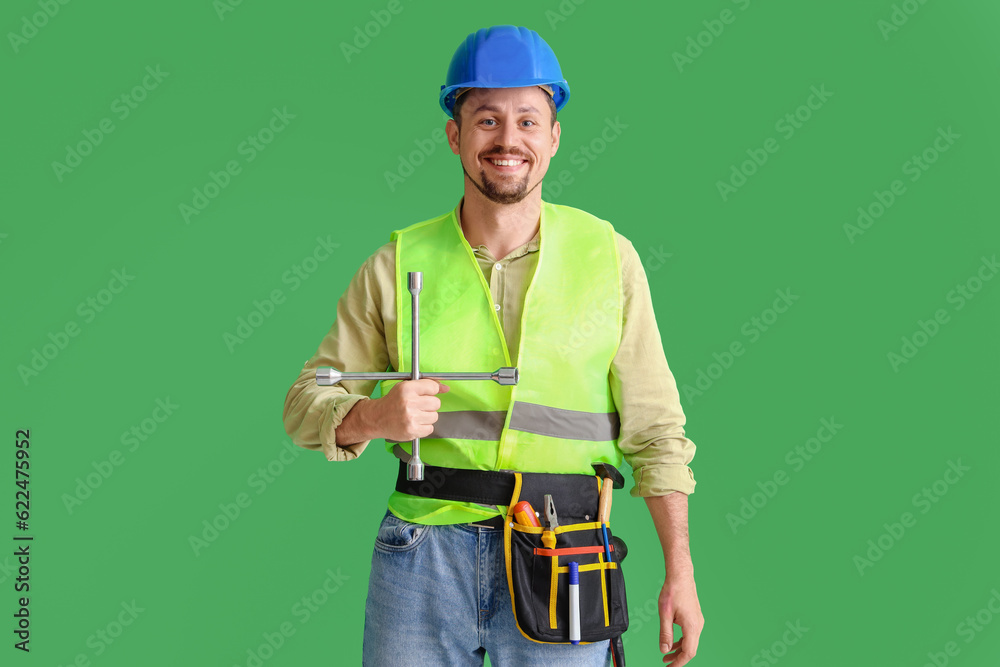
[283, 25, 703, 666]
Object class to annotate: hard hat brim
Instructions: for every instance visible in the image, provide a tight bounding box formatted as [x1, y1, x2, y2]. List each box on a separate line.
[440, 80, 570, 119]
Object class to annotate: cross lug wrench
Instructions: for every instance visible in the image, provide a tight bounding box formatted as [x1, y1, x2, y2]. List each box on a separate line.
[314, 271, 519, 481]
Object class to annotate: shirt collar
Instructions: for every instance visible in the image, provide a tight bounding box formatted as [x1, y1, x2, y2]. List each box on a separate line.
[454, 197, 541, 261]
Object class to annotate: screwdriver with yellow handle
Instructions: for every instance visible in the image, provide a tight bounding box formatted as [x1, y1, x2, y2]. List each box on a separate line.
[512, 501, 541, 527]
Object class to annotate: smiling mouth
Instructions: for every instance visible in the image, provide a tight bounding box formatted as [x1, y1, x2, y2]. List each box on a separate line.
[485, 157, 528, 170]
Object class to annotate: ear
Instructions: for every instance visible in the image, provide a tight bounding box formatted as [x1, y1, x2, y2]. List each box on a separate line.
[446, 118, 460, 155]
[550, 119, 561, 158]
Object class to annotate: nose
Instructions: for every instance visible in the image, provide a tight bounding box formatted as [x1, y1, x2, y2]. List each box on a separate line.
[496, 121, 520, 153]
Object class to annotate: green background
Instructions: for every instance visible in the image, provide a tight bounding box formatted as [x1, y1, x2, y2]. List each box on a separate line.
[2, 0, 998, 665]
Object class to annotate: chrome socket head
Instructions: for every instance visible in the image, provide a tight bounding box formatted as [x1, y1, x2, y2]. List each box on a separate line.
[494, 367, 519, 385]
[316, 368, 342, 386]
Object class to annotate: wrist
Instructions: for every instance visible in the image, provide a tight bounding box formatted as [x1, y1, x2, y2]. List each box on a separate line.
[665, 542, 693, 570]
[665, 561, 695, 578]
[335, 396, 378, 446]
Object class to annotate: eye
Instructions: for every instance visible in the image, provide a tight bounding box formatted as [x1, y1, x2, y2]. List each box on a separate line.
[521, 120, 536, 127]
[481, 119, 496, 126]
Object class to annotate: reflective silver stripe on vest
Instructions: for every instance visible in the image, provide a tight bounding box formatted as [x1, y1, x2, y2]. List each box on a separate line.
[509, 401, 620, 441]
[385, 410, 508, 443]
[386, 403, 619, 443]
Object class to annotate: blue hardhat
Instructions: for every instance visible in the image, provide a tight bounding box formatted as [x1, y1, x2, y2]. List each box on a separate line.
[439, 25, 570, 119]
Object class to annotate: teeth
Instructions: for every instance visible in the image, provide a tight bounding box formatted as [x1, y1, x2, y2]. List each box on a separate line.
[490, 159, 523, 166]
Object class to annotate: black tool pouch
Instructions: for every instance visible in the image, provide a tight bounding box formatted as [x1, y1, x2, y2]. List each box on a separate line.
[503, 470, 629, 646]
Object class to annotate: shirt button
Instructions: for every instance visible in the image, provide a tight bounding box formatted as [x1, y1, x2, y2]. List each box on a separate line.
[494, 263, 502, 272]
[494, 303, 501, 311]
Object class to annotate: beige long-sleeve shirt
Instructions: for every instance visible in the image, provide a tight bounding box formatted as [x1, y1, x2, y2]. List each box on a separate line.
[282, 198, 696, 497]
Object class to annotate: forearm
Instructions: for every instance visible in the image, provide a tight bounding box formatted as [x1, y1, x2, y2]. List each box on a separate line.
[282, 369, 375, 459]
[644, 492, 693, 575]
[334, 396, 380, 446]
[646, 491, 704, 661]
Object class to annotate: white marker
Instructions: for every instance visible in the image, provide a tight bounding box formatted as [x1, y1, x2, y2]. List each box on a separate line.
[569, 561, 581, 644]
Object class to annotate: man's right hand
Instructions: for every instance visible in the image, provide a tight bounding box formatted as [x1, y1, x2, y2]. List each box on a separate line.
[368, 378, 450, 442]
[333, 378, 450, 447]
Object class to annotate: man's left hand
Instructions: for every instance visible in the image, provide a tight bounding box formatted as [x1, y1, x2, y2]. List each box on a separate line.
[658, 570, 704, 665]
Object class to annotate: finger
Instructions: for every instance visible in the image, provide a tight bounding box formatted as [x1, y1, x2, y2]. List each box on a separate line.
[683, 631, 700, 659]
[666, 637, 697, 667]
[665, 651, 692, 667]
[416, 395, 442, 411]
[659, 616, 675, 654]
[668, 650, 693, 667]
[662, 635, 683, 664]
[416, 409, 440, 424]
[419, 378, 450, 394]
[412, 379, 436, 393]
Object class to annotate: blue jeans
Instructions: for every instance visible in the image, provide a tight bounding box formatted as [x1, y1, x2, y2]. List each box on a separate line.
[362, 509, 612, 666]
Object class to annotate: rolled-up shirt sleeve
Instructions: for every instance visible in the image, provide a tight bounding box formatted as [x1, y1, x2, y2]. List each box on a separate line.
[610, 234, 697, 497]
[282, 243, 394, 462]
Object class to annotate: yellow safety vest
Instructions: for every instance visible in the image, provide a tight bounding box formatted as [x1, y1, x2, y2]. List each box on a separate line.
[382, 200, 624, 524]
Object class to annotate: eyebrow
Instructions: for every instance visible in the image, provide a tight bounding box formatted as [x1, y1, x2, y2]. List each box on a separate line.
[472, 104, 541, 115]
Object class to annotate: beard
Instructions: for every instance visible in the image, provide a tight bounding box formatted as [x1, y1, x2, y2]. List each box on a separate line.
[462, 157, 541, 205]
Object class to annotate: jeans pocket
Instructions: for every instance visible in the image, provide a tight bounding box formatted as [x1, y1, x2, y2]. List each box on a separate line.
[374, 510, 429, 553]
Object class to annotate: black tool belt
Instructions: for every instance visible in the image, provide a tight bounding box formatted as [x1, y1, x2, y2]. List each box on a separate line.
[394, 460, 624, 522]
